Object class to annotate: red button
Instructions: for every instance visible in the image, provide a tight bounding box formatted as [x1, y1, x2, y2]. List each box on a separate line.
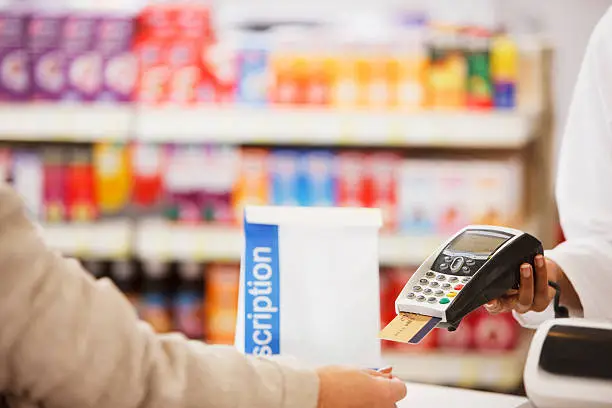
[454, 284, 464, 291]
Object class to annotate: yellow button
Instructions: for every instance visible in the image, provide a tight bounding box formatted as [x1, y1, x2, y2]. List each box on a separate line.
[447, 292, 458, 298]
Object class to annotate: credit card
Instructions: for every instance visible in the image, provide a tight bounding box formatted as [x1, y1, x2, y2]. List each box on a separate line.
[378, 312, 441, 344]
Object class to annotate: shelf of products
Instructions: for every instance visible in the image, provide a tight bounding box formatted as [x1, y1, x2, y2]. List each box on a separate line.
[41, 220, 448, 264]
[0, 105, 538, 149]
[133, 107, 539, 148]
[0, 104, 133, 141]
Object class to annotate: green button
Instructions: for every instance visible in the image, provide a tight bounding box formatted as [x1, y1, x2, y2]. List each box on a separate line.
[440, 298, 450, 304]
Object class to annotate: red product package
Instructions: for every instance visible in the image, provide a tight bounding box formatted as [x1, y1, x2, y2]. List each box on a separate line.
[130, 143, 165, 208]
[65, 148, 97, 222]
[366, 152, 401, 231]
[174, 4, 213, 41]
[167, 39, 201, 105]
[472, 308, 520, 351]
[336, 152, 368, 207]
[436, 309, 479, 351]
[134, 38, 169, 104]
[201, 39, 239, 105]
[137, 4, 176, 40]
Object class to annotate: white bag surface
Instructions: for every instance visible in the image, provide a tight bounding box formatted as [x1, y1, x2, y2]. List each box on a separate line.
[235, 205, 383, 369]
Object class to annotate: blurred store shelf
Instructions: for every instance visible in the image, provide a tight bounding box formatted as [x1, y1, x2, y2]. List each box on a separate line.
[40, 220, 447, 264]
[0, 104, 133, 141]
[382, 334, 531, 392]
[0, 104, 540, 148]
[41, 218, 538, 265]
[135, 221, 449, 264]
[134, 106, 540, 148]
[42, 219, 133, 259]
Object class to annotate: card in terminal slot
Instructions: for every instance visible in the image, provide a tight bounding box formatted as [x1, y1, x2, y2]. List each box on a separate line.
[378, 312, 441, 344]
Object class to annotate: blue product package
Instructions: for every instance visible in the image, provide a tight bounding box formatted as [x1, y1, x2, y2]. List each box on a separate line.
[236, 42, 269, 105]
[270, 150, 300, 206]
[299, 150, 335, 207]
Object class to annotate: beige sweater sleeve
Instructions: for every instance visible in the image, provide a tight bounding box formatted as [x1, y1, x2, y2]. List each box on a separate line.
[0, 185, 319, 408]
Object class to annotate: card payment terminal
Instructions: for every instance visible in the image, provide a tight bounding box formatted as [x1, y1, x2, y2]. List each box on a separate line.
[395, 225, 543, 331]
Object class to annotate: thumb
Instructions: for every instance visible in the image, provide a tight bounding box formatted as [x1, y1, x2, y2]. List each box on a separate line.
[375, 377, 407, 402]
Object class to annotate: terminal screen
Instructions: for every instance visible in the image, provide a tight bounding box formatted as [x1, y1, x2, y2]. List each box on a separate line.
[447, 232, 509, 255]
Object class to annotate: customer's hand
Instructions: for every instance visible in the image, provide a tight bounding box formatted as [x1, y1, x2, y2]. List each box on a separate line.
[485, 255, 559, 314]
[317, 366, 406, 408]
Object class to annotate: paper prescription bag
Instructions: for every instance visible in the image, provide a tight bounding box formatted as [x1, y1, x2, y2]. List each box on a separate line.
[235, 206, 383, 368]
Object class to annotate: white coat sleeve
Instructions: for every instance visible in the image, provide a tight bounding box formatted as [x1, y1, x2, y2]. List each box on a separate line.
[515, 7, 612, 328]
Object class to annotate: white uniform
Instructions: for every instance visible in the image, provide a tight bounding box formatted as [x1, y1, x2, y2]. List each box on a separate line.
[515, 6, 612, 328]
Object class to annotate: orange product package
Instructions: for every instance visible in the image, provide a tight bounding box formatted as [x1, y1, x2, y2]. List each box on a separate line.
[93, 142, 131, 216]
[204, 263, 240, 345]
[232, 148, 270, 225]
[331, 53, 358, 109]
[305, 54, 333, 106]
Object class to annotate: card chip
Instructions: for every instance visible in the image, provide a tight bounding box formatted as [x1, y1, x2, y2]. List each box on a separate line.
[378, 312, 441, 344]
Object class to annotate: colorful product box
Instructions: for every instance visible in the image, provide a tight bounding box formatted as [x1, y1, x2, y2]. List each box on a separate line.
[472, 308, 520, 351]
[232, 148, 269, 223]
[398, 160, 438, 234]
[137, 5, 175, 40]
[166, 40, 200, 105]
[269, 149, 300, 206]
[130, 143, 165, 210]
[164, 144, 206, 223]
[201, 39, 239, 105]
[63, 14, 102, 102]
[173, 4, 212, 41]
[299, 150, 335, 207]
[65, 148, 97, 222]
[28, 12, 66, 101]
[0, 11, 30, 101]
[135, 38, 169, 104]
[42, 147, 66, 223]
[93, 143, 131, 216]
[12, 151, 43, 220]
[336, 152, 368, 207]
[199, 146, 239, 224]
[367, 153, 401, 231]
[468, 160, 522, 227]
[436, 161, 470, 234]
[96, 15, 137, 103]
[436, 313, 475, 351]
[204, 263, 240, 345]
[236, 43, 269, 105]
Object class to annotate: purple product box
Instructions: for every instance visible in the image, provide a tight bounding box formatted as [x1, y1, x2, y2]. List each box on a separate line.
[96, 15, 136, 103]
[29, 12, 65, 101]
[62, 14, 102, 102]
[0, 11, 30, 101]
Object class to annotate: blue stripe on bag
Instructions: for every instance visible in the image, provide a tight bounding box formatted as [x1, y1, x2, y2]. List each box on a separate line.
[244, 221, 281, 356]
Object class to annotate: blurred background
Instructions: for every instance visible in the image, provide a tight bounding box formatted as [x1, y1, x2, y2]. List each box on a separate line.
[0, 0, 610, 397]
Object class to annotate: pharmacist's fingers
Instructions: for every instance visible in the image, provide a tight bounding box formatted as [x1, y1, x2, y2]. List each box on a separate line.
[532, 255, 550, 312]
[378, 377, 407, 403]
[516, 263, 534, 313]
[378, 366, 393, 375]
[484, 299, 504, 314]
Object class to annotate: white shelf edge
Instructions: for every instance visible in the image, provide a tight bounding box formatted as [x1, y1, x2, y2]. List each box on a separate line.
[39, 219, 537, 265]
[41, 219, 134, 259]
[135, 106, 540, 148]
